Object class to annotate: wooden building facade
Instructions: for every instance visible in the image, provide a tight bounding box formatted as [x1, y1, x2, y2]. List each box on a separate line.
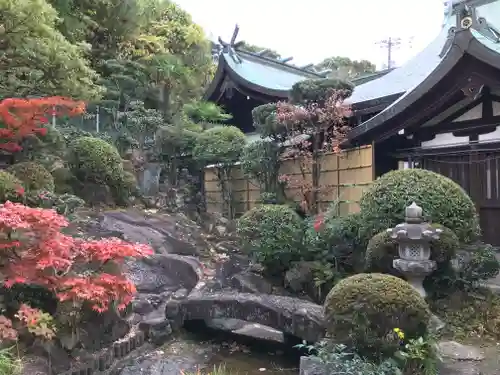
[343, 0, 500, 245]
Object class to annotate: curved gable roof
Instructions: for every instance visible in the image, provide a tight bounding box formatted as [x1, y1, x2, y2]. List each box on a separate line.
[345, 28, 500, 146]
[347, 17, 456, 106]
[204, 49, 324, 101]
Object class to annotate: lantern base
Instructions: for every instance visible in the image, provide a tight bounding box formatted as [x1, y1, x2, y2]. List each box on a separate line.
[393, 259, 436, 298]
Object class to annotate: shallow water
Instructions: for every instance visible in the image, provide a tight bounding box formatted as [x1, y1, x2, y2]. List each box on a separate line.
[165, 323, 300, 375]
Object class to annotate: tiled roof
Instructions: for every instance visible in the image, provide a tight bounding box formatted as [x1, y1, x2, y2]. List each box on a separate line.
[347, 16, 456, 105]
[221, 49, 324, 94]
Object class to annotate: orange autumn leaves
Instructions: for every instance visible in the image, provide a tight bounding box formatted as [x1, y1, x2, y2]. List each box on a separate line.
[0, 97, 85, 152]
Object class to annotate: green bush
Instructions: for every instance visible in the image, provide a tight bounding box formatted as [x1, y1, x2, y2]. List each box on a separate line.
[289, 78, 354, 105]
[192, 126, 246, 165]
[365, 224, 459, 275]
[427, 243, 500, 295]
[0, 171, 23, 202]
[237, 204, 304, 274]
[323, 273, 431, 358]
[305, 212, 365, 273]
[51, 167, 77, 194]
[25, 190, 85, 215]
[112, 171, 139, 205]
[67, 137, 124, 185]
[359, 169, 480, 243]
[8, 162, 55, 192]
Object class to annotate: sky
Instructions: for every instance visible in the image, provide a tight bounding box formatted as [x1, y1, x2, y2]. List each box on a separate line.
[174, 0, 446, 68]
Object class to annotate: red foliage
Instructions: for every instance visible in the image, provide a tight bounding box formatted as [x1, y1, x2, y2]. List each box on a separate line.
[313, 214, 324, 232]
[275, 90, 352, 214]
[0, 97, 85, 152]
[0, 201, 153, 312]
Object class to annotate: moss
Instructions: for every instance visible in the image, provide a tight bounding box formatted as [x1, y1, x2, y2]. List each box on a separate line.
[7, 162, 55, 192]
[365, 224, 459, 274]
[324, 273, 431, 358]
[0, 171, 23, 202]
[359, 169, 480, 243]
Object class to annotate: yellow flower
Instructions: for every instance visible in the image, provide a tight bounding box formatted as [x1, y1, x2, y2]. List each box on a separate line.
[393, 327, 405, 339]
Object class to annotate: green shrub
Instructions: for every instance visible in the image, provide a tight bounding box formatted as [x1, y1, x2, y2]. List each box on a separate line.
[0, 171, 23, 202]
[51, 167, 77, 194]
[25, 190, 85, 215]
[359, 169, 480, 243]
[237, 204, 304, 274]
[427, 243, 500, 295]
[8, 162, 55, 192]
[305, 212, 365, 273]
[68, 137, 124, 185]
[112, 171, 139, 205]
[365, 224, 459, 275]
[192, 126, 246, 165]
[323, 273, 431, 358]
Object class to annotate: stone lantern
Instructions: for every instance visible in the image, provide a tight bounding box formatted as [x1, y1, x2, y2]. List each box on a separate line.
[387, 202, 443, 298]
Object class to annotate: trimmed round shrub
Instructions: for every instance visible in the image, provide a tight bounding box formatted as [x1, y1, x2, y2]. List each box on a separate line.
[192, 126, 246, 165]
[359, 169, 480, 243]
[8, 162, 55, 192]
[0, 171, 23, 202]
[237, 204, 304, 274]
[305, 212, 365, 273]
[365, 224, 459, 275]
[68, 137, 124, 184]
[324, 273, 431, 358]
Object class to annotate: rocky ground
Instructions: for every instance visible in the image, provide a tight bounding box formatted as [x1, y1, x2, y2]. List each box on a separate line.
[20, 207, 500, 374]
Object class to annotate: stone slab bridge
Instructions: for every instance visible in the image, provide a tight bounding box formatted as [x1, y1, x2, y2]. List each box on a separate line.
[164, 291, 325, 343]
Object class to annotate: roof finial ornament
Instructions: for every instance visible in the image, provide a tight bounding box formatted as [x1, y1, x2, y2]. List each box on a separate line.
[441, 0, 500, 57]
[218, 24, 242, 64]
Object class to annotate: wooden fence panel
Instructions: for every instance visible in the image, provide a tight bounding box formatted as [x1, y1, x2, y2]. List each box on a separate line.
[204, 145, 374, 217]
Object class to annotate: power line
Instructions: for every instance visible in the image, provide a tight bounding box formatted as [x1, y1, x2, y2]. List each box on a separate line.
[375, 36, 414, 69]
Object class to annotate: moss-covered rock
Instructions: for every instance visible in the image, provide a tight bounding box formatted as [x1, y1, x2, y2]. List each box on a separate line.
[68, 137, 124, 185]
[0, 171, 23, 202]
[237, 204, 305, 274]
[323, 273, 431, 357]
[8, 162, 55, 192]
[365, 224, 459, 274]
[359, 169, 480, 243]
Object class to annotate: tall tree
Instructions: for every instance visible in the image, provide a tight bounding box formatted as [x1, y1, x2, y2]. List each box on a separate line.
[238, 41, 281, 60]
[0, 0, 101, 100]
[315, 56, 376, 80]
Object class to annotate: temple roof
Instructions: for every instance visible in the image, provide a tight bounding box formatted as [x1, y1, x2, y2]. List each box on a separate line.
[344, 0, 500, 146]
[204, 49, 325, 101]
[347, 0, 500, 108]
[204, 26, 326, 102]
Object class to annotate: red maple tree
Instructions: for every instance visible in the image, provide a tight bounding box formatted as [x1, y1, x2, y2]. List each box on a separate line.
[275, 91, 352, 215]
[0, 201, 153, 312]
[0, 97, 85, 152]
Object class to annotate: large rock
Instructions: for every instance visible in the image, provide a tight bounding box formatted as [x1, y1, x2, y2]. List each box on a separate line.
[299, 356, 327, 375]
[126, 254, 202, 294]
[230, 271, 273, 294]
[165, 291, 325, 343]
[100, 210, 209, 256]
[438, 341, 484, 375]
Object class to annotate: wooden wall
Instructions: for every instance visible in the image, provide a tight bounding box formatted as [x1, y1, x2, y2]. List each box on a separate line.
[204, 145, 374, 217]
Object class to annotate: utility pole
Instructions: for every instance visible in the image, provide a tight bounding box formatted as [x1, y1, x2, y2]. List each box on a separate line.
[376, 36, 414, 69]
